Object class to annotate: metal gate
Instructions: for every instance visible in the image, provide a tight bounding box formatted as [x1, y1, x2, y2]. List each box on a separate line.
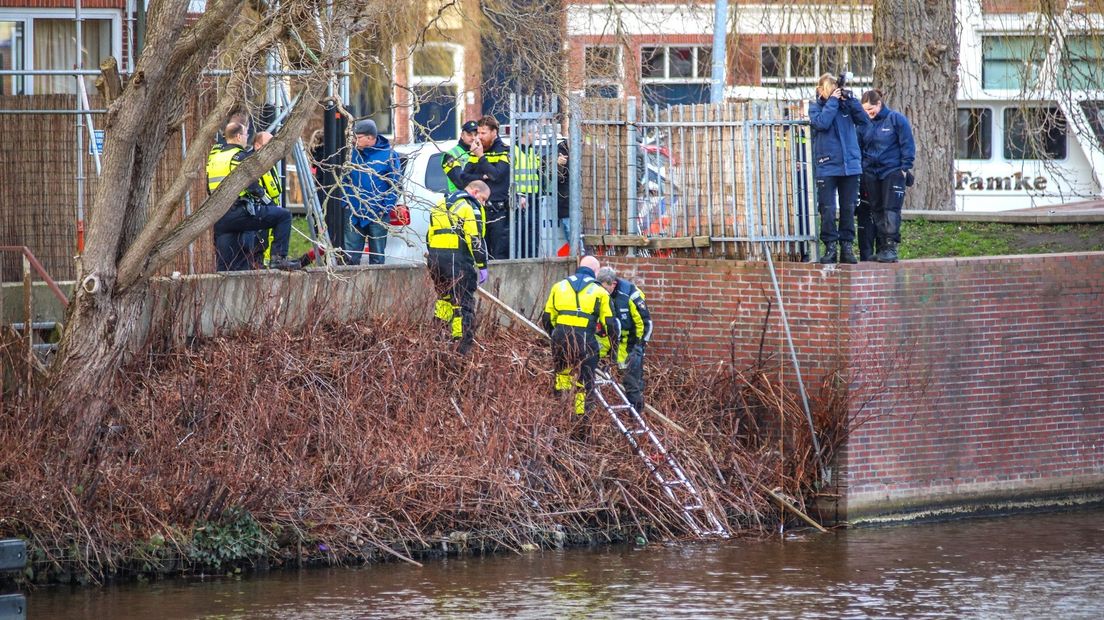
[567, 95, 816, 260]
[507, 94, 563, 259]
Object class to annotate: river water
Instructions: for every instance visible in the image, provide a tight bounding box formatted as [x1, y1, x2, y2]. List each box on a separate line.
[30, 508, 1104, 619]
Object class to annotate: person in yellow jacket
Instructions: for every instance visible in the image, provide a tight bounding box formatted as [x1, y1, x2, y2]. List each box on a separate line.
[595, 267, 652, 412]
[208, 122, 298, 271]
[541, 256, 620, 433]
[426, 180, 491, 355]
[251, 131, 284, 264]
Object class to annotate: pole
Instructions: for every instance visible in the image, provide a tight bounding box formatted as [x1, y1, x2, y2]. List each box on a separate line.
[710, 0, 728, 104]
[568, 91, 583, 256]
[321, 101, 347, 250]
[762, 246, 824, 478]
[75, 0, 86, 257]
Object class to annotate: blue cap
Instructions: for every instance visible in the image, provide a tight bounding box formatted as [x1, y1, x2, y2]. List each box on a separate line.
[462, 120, 478, 133]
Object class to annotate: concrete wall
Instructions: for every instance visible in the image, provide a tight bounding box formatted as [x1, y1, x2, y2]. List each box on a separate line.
[143, 259, 575, 348]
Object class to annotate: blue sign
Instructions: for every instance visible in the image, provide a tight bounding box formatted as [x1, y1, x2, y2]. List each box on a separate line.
[89, 129, 105, 156]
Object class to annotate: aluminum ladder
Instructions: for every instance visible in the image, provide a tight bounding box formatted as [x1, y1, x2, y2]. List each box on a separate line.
[592, 371, 729, 538]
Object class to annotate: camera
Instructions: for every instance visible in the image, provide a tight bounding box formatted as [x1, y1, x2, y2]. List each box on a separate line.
[837, 71, 854, 99]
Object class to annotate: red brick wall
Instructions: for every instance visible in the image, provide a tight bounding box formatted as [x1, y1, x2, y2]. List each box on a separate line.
[603, 257, 846, 378]
[604, 254, 1104, 522]
[838, 254, 1104, 521]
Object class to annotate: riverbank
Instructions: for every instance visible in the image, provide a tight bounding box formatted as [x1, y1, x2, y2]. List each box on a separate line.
[0, 311, 842, 585]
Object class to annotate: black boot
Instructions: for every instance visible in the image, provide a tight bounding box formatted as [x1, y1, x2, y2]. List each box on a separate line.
[819, 244, 838, 264]
[875, 242, 899, 263]
[840, 243, 858, 264]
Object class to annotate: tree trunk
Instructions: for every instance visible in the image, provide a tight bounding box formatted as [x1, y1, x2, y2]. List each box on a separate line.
[873, 0, 959, 211]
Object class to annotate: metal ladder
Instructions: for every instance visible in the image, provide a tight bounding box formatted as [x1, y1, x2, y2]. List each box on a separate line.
[591, 371, 729, 538]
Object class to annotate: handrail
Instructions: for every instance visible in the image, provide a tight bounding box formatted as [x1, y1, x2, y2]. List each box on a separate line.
[0, 246, 71, 307]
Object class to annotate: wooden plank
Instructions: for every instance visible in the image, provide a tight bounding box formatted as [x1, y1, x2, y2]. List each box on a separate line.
[582, 234, 650, 247]
[646, 236, 712, 249]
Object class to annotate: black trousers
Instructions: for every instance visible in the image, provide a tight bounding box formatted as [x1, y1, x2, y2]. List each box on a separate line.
[484, 202, 509, 260]
[551, 326, 598, 414]
[427, 249, 477, 350]
[863, 170, 907, 245]
[214, 200, 293, 258]
[214, 230, 265, 271]
[621, 345, 645, 412]
[856, 178, 876, 260]
[514, 194, 541, 258]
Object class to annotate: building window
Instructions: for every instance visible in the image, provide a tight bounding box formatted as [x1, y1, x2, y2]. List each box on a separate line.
[982, 36, 1047, 90]
[759, 44, 873, 86]
[584, 46, 621, 98]
[0, 11, 120, 95]
[1059, 35, 1104, 91]
[1003, 107, 1066, 160]
[408, 42, 463, 141]
[956, 108, 992, 160]
[0, 21, 25, 95]
[639, 45, 711, 105]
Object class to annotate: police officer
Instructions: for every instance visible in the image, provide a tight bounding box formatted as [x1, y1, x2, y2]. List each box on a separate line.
[249, 131, 285, 266]
[443, 120, 478, 193]
[426, 180, 491, 355]
[541, 256, 619, 437]
[512, 126, 542, 258]
[460, 116, 510, 260]
[208, 122, 299, 271]
[595, 267, 652, 412]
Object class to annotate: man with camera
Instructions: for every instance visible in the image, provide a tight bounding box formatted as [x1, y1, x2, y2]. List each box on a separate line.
[808, 72, 870, 264]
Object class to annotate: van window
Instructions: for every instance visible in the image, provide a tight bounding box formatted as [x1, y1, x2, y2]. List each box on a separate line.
[424, 152, 449, 193]
[1003, 107, 1067, 160]
[956, 108, 992, 159]
[1081, 101, 1104, 149]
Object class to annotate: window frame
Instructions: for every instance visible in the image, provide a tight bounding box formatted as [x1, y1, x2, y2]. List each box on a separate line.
[0, 8, 123, 96]
[583, 45, 622, 98]
[639, 45, 712, 84]
[759, 43, 874, 86]
[955, 107, 994, 161]
[1002, 105, 1068, 161]
[1058, 34, 1104, 91]
[407, 41, 464, 139]
[980, 34, 1048, 91]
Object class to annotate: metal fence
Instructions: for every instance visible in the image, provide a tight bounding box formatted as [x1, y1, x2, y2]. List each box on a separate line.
[507, 94, 564, 259]
[0, 85, 218, 283]
[569, 96, 816, 260]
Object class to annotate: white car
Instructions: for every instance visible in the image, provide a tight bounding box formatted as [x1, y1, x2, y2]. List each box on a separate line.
[385, 141, 457, 265]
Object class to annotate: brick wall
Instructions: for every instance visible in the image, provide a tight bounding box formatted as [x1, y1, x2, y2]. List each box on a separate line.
[603, 256, 847, 378]
[603, 254, 1104, 523]
[838, 254, 1104, 522]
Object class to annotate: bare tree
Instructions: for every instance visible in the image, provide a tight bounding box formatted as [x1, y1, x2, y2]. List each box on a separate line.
[872, 0, 959, 211]
[47, 0, 409, 413]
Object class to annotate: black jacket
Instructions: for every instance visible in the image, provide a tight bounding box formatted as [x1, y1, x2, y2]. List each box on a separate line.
[460, 137, 510, 203]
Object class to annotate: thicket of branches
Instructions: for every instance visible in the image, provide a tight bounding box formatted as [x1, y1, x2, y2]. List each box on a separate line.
[1, 297, 850, 584]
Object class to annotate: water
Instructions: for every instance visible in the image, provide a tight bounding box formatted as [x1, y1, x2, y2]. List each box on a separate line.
[31, 509, 1104, 619]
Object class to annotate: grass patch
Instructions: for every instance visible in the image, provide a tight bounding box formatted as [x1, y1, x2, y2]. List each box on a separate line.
[290, 216, 317, 258]
[901, 220, 1104, 259]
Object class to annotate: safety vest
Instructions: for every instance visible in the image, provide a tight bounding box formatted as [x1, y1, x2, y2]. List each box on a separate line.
[598, 279, 651, 364]
[443, 143, 468, 193]
[544, 273, 613, 333]
[206, 143, 250, 197]
[427, 192, 487, 266]
[512, 145, 540, 195]
[258, 166, 282, 202]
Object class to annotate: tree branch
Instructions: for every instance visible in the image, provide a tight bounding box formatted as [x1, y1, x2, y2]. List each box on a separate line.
[116, 76, 328, 288]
